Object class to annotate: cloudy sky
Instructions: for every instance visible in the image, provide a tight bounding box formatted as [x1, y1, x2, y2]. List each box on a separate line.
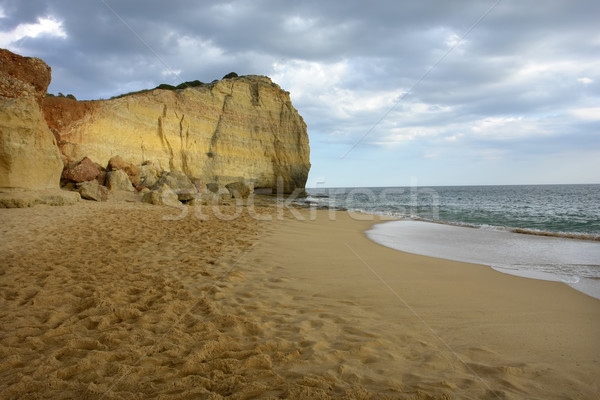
[1, 0, 599, 187]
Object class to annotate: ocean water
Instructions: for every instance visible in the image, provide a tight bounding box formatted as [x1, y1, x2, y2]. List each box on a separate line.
[297, 185, 600, 299]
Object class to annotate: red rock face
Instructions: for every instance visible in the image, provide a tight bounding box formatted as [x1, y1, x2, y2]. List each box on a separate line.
[40, 96, 97, 145]
[0, 48, 51, 98]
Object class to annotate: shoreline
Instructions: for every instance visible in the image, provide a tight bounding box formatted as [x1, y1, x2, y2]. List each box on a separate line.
[1, 201, 599, 398]
[365, 219, 600, 301]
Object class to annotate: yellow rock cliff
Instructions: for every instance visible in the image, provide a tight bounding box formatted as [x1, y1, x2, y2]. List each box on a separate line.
[0, 49, 63, 191]
[43, 76, 310, 193]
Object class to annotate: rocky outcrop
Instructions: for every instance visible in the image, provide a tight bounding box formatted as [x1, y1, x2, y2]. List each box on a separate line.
[0, 48, 310, 207]
[42, 76, 310, 193]
[0, 48, 51, 98]
[0, 189, 80, 208]
[0, 49, 65, 192]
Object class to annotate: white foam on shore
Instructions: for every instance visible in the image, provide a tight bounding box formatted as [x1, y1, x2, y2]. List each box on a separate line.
[366, 220, 600, 300]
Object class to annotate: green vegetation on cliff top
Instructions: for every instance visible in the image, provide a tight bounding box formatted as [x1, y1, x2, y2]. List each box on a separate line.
[111, 72, 239, 99]
[45, 73, 240, 100]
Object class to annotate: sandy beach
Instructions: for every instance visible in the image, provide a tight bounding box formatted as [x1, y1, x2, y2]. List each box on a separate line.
[1, 200, 599, 399]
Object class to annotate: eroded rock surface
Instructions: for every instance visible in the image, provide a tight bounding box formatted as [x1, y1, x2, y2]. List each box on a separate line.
[0, 49, 63, 192]
[42, 76, 310, 193]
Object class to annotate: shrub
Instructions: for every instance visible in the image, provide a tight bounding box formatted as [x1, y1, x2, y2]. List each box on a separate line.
[110, 88, 151, 99]
[176, 80, 204, 89]
[109, 73, 237, 100]
[155, 83, 177, 90]
[222, 72, 238, 80]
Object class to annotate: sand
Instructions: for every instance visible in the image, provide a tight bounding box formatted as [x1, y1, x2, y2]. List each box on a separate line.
[1, 200, 599, 399]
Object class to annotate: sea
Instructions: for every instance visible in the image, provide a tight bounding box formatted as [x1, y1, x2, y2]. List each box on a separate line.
[296, 184, 600, 300]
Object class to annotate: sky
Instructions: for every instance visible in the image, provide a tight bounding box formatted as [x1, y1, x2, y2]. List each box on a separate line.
[1, 0, 599, 187]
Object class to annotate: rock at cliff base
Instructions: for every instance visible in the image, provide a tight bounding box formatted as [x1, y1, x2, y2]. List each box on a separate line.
[107, 155, 140, 186]
[138, 162, 161, 188]
[152, 171, 195, 190]
[226, 181, 252, 199]
[62, 157, 103, 183]
[142, 184, 182, 208]
[206, 183, 219, 193]
[0, 189, 80, 208]
[106, 170, 134, 192]
[0, 96, 64, 190]
[76, 180, 108, 202]
[96, 169, 107, 186]
[152, 171, 197, 201]
[0, 48, 51, 98]
[188, 192, 219, 206]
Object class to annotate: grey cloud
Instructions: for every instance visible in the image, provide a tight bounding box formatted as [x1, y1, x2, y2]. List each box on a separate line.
[2, 0, 598, 184]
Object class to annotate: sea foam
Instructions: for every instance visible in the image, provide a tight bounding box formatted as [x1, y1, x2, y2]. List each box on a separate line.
[366, 220, 600, 300]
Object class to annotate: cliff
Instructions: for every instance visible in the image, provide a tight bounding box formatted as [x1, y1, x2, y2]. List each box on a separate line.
[42, 75, 310, 193]
[0, 48, 310, 204]
[0, 49, 64, 191]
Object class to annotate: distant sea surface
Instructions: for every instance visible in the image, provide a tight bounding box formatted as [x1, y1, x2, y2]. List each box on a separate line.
[297, 184, 600, 299]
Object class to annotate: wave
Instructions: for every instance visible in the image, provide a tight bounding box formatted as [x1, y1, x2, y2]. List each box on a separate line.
[508, 227, 600, 241]
[295, 198, 600, 242]
[492, 263, 600, 279]
[416, 218, 600, 242]
[419, 219, 600, 242]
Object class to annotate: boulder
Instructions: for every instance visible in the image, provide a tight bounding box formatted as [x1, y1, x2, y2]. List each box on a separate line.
[105, 169, 134, 192]
[192, 178, 205, 193]
[107, 155, 140, 186]
[96, 169, 107, 185]
[76, 180, 108, 201]
[217, 189, 232, 200]
[138, 162, 161, 188]
[226, 181, 252, 199]
[206, 183, 219, 193]
[62, 156, 103, 183]
[141, 184, 182, 207]
[152, 171, 197, 201]
[188, 192, 219, 206]
[176, 191, 197, 203]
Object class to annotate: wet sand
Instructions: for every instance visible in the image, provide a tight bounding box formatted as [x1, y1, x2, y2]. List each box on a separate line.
[1, 201, 599, 399]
